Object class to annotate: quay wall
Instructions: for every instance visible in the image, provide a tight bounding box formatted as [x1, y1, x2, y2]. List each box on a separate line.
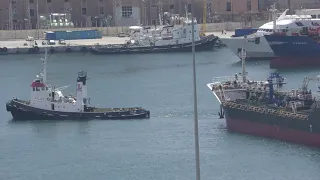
[0, 21, 266, 40]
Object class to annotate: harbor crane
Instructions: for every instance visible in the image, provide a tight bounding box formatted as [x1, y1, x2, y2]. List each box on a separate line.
[200, 0, 211, 37]
[301, 75, 320, 92]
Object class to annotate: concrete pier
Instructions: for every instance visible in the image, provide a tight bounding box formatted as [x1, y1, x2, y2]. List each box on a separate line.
[0, 36, 130, 55]
[0, 31, 235, 55]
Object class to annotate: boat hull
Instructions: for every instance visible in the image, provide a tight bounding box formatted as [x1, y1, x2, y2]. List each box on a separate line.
[6, 99, 150, 121]
[90, 35, 218, 54]
[220, 36, 274, 59]
[265, 35, 320, 68]
[223, 105, 320, 147]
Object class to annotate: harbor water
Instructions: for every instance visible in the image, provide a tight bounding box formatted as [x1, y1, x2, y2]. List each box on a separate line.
[1, 48, 320, 180]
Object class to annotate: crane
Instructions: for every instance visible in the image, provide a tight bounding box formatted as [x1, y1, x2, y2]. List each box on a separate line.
[200, 0, 210, 37]
[8, 0, 13, 30]
[302, 75, 320, 93]
[25, 0, 31, 29]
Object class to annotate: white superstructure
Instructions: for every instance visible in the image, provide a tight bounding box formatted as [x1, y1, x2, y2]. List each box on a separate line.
[127, 17, 200, 47]
[221, 8, 314, 59]
[207, 48, 268, 103]
[29, 49, 89, 112]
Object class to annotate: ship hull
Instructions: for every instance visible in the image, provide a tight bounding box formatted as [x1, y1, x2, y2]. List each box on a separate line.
[6, 99, 150, 121]
[223, 105, 320, 147]
[220, 36, 274, 59]
[90, 35, 218, 54]
[265, 35, 320, 68]
[225, 117, 320, 147]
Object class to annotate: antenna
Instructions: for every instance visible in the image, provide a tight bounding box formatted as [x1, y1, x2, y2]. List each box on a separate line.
[158, 0, 163, 26]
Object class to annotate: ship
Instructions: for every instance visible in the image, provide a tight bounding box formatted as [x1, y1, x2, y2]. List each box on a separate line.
[90, 18, 218, 54]
[6, 49, 150, 120]
[221, 6, 313, 60]
[207, 57, 320, 146]
[265, 31, 320, 68]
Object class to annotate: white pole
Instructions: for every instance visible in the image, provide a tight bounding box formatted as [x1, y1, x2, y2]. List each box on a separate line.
[191, 0, 201, 180]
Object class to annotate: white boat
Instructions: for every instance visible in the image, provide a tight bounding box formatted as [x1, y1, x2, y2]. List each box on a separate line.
[220, 7, 312, 59]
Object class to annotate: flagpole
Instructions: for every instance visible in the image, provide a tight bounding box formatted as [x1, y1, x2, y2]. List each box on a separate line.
[190, 0, 201, 179]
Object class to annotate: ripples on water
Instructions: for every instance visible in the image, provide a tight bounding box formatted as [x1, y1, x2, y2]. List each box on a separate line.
[1, 48, 320, 180]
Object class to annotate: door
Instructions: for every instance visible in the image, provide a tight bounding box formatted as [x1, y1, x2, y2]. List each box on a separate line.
[51, 104, 55, 111]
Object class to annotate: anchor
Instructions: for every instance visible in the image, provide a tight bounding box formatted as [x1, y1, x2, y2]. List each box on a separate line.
[218, 105, 225, 119]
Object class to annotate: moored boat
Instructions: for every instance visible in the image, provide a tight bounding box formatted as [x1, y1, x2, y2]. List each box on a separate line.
[6, 49, 150, 120]
[90, 18, 218, 54]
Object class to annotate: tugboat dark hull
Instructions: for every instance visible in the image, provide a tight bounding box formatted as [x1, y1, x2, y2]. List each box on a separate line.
[90, 35, 218, 54]
[222, 102, 320, 147]
[6, 99, 150, 121]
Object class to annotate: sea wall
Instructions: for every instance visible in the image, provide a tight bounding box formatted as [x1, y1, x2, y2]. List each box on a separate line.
[0, 21, 267, 40]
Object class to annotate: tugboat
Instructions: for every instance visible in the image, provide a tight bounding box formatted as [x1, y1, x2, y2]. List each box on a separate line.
[90, 16, 218, 55]
[6, 49, 150, 120]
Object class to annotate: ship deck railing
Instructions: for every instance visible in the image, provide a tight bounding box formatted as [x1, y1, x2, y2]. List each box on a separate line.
[210, 75, 251, 84]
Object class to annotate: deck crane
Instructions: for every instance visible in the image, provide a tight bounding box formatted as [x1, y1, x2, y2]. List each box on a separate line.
[200, 0, 210, 37]
[301, 75, 320, 93]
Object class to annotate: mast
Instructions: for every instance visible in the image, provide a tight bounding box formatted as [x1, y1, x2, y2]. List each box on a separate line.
[191, 0, 201, 180]
[41, 48, 48, 84]
[269, 4, 277, 33]
[241, 47, 246, 83]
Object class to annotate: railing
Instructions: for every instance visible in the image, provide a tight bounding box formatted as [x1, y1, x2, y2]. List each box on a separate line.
[223, 101, 309, 120]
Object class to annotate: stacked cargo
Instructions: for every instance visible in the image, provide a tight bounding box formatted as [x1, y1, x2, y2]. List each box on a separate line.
[45, 30, 103, 40]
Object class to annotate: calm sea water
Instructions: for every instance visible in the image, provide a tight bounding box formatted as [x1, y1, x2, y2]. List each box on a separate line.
[1, 48, 320, 180]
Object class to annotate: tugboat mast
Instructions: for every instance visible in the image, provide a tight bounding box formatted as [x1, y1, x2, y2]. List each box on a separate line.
[41, 48, 48, 84]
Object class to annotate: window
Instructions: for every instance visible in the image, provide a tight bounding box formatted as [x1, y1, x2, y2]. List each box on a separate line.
[100, 7, 104, 14]
[99, 0, 103, 1]
[82, 8, 87, 15]
[311, 15, 316, 18]
[33, 87, 35, 91]
[170, 4, 174, 9]
[187, 4, 191, 13]
[247, 0, 251, 11]
[122, 6, 132, 18]
[30, 9, 35, 16]
[65, 0, 69, 2]
[29, 0, 34, 3]
[226, 2, 231, 11]
[47, 0, 51, 3]
[295, 22, 304, 26]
